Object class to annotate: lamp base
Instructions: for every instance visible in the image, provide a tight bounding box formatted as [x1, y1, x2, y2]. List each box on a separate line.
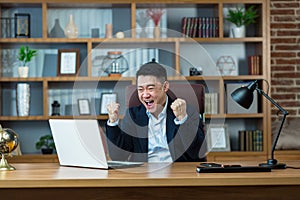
[259, 159, 286, 169]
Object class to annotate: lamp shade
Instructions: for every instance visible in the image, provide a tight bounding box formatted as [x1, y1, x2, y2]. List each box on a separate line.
[231, 81, 258, 109]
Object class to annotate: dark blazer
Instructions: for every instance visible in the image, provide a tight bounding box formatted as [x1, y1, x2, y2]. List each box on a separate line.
[105, 95, 206, 162]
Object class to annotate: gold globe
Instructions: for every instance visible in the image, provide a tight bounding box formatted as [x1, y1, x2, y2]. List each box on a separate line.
[0, 125, 19, 170]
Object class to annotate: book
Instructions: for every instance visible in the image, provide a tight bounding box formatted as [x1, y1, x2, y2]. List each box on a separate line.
[238, 129, 263, 151]
[181, 17, 187, 37]
[248, 55, 262, 75]
[204, 93, 218, 114]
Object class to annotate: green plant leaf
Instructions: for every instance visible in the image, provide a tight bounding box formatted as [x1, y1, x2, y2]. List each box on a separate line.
[226, 5, 259, 27]
[35, 134, 55, 150]
[17, 45, 38, 66]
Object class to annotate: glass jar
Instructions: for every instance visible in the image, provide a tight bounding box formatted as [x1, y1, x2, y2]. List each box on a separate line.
[51, 100, 60, 116]
[102, 51, 129, 77]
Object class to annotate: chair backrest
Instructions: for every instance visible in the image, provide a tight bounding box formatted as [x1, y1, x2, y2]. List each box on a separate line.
[125, 83, 205, 116]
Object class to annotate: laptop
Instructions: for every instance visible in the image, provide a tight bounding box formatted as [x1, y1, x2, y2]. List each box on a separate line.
[49, 119, 143, 169]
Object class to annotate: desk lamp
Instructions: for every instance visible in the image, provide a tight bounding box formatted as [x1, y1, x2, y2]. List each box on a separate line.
[231, 80, 288, 169]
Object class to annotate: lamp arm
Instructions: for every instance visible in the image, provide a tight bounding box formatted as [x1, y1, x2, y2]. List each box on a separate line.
[256, 88, 288, 160]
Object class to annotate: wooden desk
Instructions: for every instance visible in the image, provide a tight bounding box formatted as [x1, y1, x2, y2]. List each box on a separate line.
[1, 161, 300, 200]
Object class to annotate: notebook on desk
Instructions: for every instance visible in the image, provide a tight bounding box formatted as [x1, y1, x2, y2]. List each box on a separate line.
[49, 119, 143, 169]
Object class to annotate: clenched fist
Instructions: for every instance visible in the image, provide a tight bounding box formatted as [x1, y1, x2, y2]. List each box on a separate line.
[170, 98, 187, 121]
[106, 102, 120, 123]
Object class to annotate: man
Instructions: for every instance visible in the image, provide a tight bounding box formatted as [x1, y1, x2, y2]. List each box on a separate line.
[106, 60, 206, 162]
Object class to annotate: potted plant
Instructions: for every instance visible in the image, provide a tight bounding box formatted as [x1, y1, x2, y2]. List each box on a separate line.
[225, 5, 259, 38]
[35, 134, 55, 154]
[17, 45, 38, 78]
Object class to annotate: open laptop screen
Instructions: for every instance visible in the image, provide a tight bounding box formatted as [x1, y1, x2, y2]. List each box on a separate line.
[49, 119, 109, 169]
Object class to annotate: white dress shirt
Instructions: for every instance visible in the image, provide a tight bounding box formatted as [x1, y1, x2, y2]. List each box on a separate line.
[147, 97, 173, 162]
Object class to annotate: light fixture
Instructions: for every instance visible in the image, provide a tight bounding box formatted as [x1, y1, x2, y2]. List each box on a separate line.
[231, 80, 288, 169]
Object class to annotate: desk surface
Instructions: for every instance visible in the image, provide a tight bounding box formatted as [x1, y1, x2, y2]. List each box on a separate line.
[1, 161, 300, 188]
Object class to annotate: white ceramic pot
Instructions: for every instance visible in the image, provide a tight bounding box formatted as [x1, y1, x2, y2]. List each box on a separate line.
[18, 66, 29, 78]
[231, 25, 246, 38]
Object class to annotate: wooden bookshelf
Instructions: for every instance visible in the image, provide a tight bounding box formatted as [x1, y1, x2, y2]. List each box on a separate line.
[0, 0, 282, 162]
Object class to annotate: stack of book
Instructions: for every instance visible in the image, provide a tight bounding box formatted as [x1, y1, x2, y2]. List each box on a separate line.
[181, 17, 219, 38]
[238, 130, 263, 151]
[248, 55, 262, 75]
[205, 93, 218, 114]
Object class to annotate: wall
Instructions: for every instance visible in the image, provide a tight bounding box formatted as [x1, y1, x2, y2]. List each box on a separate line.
[270, 0, 300, 149]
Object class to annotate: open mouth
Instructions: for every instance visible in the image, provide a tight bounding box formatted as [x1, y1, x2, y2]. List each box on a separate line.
[144, 100, 154, 108]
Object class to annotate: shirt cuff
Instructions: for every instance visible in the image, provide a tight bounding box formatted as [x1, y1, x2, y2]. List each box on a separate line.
[107, 119, 119, 126]
[174, 114, 188, 125]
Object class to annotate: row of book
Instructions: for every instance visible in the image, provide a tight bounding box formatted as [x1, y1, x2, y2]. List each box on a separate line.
[205, 93, 218, 114]
[181, 17, 219, 38]
[238, 129, 263, 151]
[248, 55, 262, 75]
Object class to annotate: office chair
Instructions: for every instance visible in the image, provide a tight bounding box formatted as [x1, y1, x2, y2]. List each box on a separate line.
[125, 83, 207, 162]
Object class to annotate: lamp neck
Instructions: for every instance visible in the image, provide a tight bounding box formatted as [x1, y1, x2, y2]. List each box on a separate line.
[255, 87, 289, 160]
[256, 88, 288, 115]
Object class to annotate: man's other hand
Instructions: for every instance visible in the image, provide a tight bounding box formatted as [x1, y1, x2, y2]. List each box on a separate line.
[107, 102, 120, 123]
[171, 98, 187, 121]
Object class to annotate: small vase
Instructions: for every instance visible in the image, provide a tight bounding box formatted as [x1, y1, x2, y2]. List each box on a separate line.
[49, 18, 65, 38]
[18, 66, 29, 78]
[16, 83, 30, 116]
[64, 14, 78, 38]
[105, 24, 113, 38]
[140, 27, 147, 38]
[231, 25, 246, 38]
[153, 25, 160, 38]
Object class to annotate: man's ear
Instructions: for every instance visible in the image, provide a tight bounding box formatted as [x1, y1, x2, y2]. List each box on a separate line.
[163, 81, 169, 92]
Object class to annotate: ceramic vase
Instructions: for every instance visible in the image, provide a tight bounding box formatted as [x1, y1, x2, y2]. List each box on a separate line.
[16, 83, 30, 116]
[136, 10, 150, 38]
[49, 18, 65, 38]
[230, 25, 246, 38]
[18, 66, 29, 78]
[105, 24, 113, 38]
[153, 26, 160, 38]
[140, 27, 147, 38]
[64, 14, 78, 38]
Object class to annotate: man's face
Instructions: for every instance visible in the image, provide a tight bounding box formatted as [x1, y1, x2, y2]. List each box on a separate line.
[137, 75, 169, 117]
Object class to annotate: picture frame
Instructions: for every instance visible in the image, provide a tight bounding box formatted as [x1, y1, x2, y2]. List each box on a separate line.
[100, 93, 117, 114]
[78, 99, 91, 115]
[207, 124, 231, 152]
[15, 13, 30, 38]
[57, 49, 80, 76]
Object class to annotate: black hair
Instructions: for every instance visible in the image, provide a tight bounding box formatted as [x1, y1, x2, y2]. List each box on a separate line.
[136, 59, 167, 83]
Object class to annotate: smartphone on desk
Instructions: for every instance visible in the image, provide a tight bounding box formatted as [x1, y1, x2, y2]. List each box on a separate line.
[198, 162, 222, 168]
[198, 162, 242, 168]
